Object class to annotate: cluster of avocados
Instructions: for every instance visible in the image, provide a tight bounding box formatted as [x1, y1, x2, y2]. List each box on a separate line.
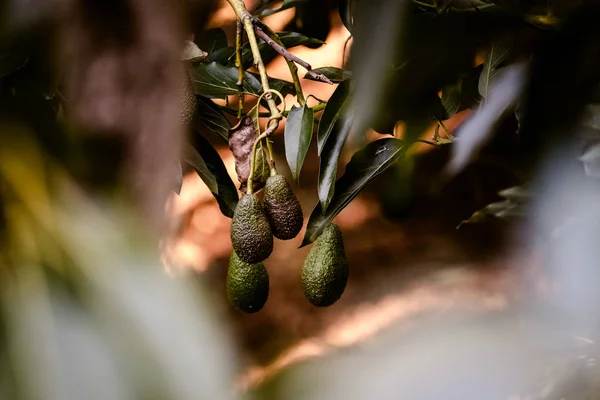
[227, 173, 350, 313]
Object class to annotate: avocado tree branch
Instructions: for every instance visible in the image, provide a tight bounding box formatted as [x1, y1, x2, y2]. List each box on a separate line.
[226, 0, 282, 122]
[252, 20, 333, 85]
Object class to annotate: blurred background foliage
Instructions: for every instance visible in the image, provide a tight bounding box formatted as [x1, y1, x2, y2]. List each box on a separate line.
[2, 0, 600, 399]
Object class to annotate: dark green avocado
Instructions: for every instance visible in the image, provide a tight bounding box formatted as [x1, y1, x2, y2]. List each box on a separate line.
[230, 193, 273, 263]
[301, 223, 349, 307]
[226, 251, 269, 313]
[264, 175, 303, 240]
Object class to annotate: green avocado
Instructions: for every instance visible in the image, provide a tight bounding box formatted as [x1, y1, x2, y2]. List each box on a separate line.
[264, 175, 303, 240]
[226, 251, 269, 313]
[230, 193, 273, 263]
[301, 223, 349, 307]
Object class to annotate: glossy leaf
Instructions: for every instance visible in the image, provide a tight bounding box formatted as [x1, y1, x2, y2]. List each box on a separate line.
[317, 80, 354, 155]
[257, 0, 309, 17]
[303, 67, 352, 83]
[318, 114, 354, 211]
[237, 32, 324, 69]
[338, 0, 354, 33]
[302, 138, 405, 246]
[189, 62, 294, 99]
[478, 37, 514, 98]
[185, 138, 239, 218]
[285, 104, 314, 184]
[195, 96, 231, 143]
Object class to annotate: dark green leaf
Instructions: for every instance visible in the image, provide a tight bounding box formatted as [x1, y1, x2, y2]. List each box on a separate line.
[198, 28, 228, 55]
[285, 104, 314, 184]
[317, 80, 353, 155]
[195, 96, 231, 143]
[478, 36, 514, 98]
[303, 67, 352, 83]
[249, 73, 296, 98]
[207, 47, 236, 64]
[0, 52, 28, 77]
[338, 0, 354, 33]
[257, 0, 309, 17]
[441, 64, 483, 117]
[318, 114, 354, 211]
[189, 62, 294, 99]
[302, 138, 405, 246]
[238, 32, 324, 68]
[185, 139, 239, 218]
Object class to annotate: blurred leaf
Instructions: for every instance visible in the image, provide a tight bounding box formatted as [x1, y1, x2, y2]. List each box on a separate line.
[317, 80, 353, 154]
[303, 67, 352, 83]
[479, 36, 515, 98]
[581, 104, 600, 131]
[174, 162, 183, 195]
[257, 0, 309, 17]
[185, 140, 238, 218]
[238, 32, 324, 68]
[182, 41, 207, 62]
[0, 52, 28, 77]
[302, 138, 404, 246]
[195, 96, 231, 143]
[189, 62, 294, 99]
[318, 113, 354, 211]
[442, 64, 483, 117]
[338, 0, 354, 33]
[447, 63, 527, 175]
[284, 104, 314, 184]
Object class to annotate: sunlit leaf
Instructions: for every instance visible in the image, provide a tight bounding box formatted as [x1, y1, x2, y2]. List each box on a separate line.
[317, 80, 353, 155]
[195, 96, 231, 143]
[302, 138, 404, 246]
[284, 104, 314, 184]
[303, 67, 352, 83]
[478, 36, 514, 98]
[185, 140, 238, 218]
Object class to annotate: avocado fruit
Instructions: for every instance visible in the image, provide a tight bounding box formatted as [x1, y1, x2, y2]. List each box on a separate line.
[264, 175, 303, 240]
[226, 251, 269, 313]
[301, 223, 349, 307]
[230, 193, 273, 263]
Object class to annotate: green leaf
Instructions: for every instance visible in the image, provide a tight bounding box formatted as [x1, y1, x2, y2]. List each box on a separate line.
[185, 139, 239, 218]
[198, 29, 235, 64]
[189, 62, 294, 99]
[0, 52, 28, 77]
[285, 104, 314, 184]
[318, 114, 354, 211]
[257, 0, 309, 17]
[478, 36, 514, 98]
[238, 32, 324, 68]
[303, 67, 352, 83]
[338, 0, 354, 33]
[441, 64, 483, 117]
[317, 80, 354, 155]
[195, 96, 231, 143]
[302, 138, 405, 246]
